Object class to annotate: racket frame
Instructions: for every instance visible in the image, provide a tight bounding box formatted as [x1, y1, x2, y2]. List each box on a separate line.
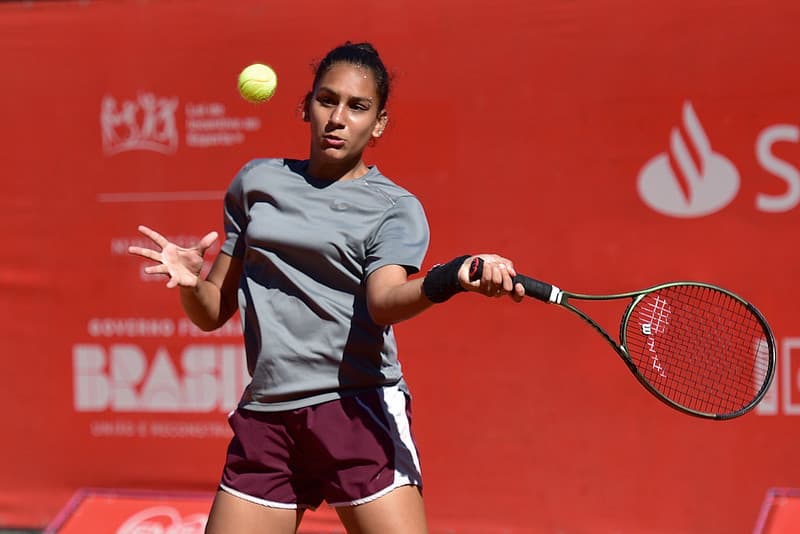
[550, 282, 776, 420]
[468, 257, 777, 420]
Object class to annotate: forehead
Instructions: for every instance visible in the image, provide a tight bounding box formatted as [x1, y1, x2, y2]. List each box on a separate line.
[315, 62, 378, 98]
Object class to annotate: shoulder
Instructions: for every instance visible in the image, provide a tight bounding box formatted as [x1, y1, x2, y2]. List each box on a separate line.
[363, 169, 429, 231]
[235, 158, 294, 180]
[363, 166, 420, 205]
[228, 158, 307, 191]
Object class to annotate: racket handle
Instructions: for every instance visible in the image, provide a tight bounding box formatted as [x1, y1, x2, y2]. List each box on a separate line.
[468, 257, 557, 303]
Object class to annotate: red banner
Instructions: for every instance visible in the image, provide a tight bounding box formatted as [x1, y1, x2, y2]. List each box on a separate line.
[2, 1, 799, 533]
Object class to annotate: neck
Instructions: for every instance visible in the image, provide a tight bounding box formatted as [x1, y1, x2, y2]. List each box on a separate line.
[306, 157, 368, 182]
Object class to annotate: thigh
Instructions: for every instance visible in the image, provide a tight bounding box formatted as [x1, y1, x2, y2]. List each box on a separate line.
[335, 485, 427, 534]
[204, 490, 304, 534]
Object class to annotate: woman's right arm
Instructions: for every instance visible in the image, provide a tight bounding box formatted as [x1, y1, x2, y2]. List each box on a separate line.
[180, 252, 242, 331]
[128, 224, 242, 332]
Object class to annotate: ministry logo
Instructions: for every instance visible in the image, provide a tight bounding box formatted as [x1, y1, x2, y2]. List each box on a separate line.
[100, 93, 180, 156]
[637, 101, 740, 218]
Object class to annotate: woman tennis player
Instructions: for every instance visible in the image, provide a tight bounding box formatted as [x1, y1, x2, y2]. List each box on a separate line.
[129, 41, 523, 534]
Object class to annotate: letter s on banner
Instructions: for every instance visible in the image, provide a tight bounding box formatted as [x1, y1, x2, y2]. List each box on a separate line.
[756, 124, 800, 212]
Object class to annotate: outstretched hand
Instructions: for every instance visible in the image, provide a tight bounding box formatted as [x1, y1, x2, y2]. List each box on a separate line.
[128, 225, 218, 288]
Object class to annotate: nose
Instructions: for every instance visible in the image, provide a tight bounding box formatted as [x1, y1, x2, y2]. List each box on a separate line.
[328, 104, 345, 127]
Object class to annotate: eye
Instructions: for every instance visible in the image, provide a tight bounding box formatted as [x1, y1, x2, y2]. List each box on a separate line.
[317, 95, 336, 107]
[350, 101, 371, 112]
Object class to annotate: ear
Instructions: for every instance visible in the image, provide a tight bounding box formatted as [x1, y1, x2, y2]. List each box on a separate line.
[301, 92, 311, 122]
[373, 110, 388, 138]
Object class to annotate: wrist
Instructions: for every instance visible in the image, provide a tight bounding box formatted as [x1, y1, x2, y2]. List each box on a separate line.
[421, 255, 471, 303]
[178, 275, 202, 291]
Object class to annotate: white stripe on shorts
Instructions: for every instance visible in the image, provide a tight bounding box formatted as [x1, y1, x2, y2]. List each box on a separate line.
[219, 483, 300, 510]
[328, 384, 422, 507]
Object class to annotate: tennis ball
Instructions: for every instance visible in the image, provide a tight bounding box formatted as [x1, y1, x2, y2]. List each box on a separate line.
[238, 63, 277, 103]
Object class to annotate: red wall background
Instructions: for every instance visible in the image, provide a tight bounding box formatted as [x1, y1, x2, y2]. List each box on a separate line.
[2, 1, 799, 532]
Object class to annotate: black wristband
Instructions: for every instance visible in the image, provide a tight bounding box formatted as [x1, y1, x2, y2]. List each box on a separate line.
[422, 255, 471, 303]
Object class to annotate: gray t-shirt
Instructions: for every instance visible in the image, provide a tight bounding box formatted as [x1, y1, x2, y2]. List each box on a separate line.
[221, 158, 430, 411]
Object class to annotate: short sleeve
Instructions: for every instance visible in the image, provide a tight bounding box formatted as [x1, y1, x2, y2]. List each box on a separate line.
[364, 195, 430, 278]
[220, 165, 249, 258]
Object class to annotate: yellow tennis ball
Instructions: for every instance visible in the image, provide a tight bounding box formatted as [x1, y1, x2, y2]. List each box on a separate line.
[238, 63, 277, 103]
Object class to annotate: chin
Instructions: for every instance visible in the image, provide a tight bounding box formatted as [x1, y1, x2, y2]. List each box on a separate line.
[318, 146, 355, 160]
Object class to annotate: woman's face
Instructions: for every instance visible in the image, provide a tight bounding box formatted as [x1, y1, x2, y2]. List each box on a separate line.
[307, 62, 387, 177]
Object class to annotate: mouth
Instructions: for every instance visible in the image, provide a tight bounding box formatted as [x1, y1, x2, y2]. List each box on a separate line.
[322, 135, 345, 149]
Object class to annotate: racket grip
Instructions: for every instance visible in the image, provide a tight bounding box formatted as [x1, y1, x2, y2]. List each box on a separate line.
[468, 257, 556, 303]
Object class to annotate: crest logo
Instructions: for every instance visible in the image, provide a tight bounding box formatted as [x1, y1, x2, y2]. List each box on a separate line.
[101, 93, 179, 156]
[637, 101, 740, 218]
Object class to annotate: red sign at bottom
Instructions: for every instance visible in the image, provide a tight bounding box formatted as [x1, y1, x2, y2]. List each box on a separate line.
[44, 489, 344, 534]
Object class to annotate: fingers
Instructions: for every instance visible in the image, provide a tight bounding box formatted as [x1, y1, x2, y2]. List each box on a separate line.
[197, 231, 219, 251]
[130, 225, 210, 289]
[142, 255, 198, 289]
[472, 256, 516, 298]
[128, 245, 162, 262]
[143, 264, 169, 276]
[137, 225, 170, 249]
[143, 263, 177, 289]
[129, 226, 218, 260]
[510, 281, 525, 302]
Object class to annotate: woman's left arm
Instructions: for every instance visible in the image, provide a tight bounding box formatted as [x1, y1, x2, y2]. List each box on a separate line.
[365, 255, 524, 325]
[366, 265, 430, 325]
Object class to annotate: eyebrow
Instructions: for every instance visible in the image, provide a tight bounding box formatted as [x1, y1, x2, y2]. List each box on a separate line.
[316, 86, 374, 103]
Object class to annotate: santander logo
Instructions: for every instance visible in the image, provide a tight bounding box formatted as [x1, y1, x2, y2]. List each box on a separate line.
[638, 100, 800, 217]
[638, 101, 740, 217]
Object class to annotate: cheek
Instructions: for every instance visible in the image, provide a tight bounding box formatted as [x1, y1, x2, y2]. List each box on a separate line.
[309, 112, 329, 133]
[356, 115, 381, 137]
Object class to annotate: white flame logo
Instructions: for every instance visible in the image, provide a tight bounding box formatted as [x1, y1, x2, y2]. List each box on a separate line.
[637, 101, 740, 217]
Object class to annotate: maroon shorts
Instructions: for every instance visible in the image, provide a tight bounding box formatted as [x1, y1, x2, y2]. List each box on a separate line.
[219, 384, 422, 509]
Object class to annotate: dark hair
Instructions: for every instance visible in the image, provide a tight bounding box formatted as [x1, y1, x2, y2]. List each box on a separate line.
[302, 42, 391, 117]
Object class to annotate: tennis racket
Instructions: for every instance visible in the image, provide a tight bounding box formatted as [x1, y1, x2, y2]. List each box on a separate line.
[469, 258, 776, 420]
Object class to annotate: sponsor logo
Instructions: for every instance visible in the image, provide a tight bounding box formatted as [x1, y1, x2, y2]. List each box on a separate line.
[330, 199, 351, 211]
[100, 94, 262, 156]
[73, 342, 248, 413]
[755, 338, 800, 416]
[637, 101, 739, 217]
[638, 100, 800, 217]
[101, 93, 180, 156]
[755, 124, 800, 212]
[117, 506, 206, 534]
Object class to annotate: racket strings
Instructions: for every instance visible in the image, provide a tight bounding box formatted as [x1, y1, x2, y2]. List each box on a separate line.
[624, 285, 772, 416]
